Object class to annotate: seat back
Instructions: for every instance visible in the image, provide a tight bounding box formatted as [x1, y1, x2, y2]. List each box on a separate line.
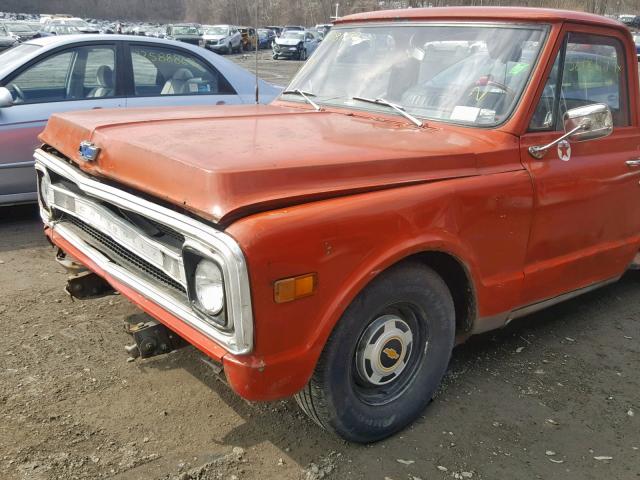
[87, 65, 114, 98]
[161, 68, 194, 95]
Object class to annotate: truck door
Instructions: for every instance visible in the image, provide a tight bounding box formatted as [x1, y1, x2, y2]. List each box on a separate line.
[519, 27, 640, 306]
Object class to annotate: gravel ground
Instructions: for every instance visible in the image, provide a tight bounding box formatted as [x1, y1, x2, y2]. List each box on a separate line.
[1, 51, 639, 480]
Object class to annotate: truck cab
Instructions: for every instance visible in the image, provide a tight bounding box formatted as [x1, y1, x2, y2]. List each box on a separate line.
[35, 8, 640, 443]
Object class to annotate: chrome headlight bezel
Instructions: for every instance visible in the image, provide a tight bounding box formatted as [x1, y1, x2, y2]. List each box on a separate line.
[183, 241, 230, 330]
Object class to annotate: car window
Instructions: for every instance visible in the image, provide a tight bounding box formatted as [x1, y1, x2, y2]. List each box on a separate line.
[529, 33, 629, 130]
[130, 45, 234, 96]
[82, 46, 116, 97]
[6, 50, 75, 104]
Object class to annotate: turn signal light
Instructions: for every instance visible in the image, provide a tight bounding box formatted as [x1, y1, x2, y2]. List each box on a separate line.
[274, 273, 317, 303]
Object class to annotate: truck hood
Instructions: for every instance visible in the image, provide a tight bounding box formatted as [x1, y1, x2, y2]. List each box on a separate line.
[39, 104, 516, 225]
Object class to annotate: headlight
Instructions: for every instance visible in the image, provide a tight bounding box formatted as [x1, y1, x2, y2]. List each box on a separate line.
[194, 259, 224, 315]
[39, 172, 52, 210]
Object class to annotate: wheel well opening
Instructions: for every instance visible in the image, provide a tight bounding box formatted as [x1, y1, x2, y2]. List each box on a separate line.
[411, 252, 476, 334]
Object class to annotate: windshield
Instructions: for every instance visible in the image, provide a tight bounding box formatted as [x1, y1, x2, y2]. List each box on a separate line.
[282, 31, 304, 40]
[0, 44, 40, 67]
[205, 26, 228, 36]
[286, 24, 547, 127]
[173, 26, 201, 35]
[66, 19, 89, 28]
[6, 23, 33, 32]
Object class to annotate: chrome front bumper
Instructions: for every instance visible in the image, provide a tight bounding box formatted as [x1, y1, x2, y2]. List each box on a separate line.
[34, 148, 254, 354]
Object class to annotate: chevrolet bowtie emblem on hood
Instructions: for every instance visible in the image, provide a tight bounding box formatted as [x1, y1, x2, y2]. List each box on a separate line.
[79, 141, 100, 162]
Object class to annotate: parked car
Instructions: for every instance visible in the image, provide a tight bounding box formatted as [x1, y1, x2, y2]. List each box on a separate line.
[264, 25, 282, 37]
[34, 7, 638, 444]
[273, 29, 320, 60]
[2, 21, 37, 41]
[43, 17, 100, 34]
[202, 24, 241, 54]
[239, 27, 257, 51]
[618, 14, 640, 29]
[0, 34, 281, 205]
[315, 23, 332, 37]
[0, 23, 18, 51]
[257, 28, 276, 49]
[166, 23, 203, 47]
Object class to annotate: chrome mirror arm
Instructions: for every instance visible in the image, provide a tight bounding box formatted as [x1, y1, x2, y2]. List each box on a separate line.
[528, 124, 585, 159]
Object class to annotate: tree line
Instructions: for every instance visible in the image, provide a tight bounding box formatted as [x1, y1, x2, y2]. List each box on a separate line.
[0, 0, 637, 25]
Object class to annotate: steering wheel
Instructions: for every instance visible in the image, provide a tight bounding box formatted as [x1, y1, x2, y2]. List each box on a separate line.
[9, 83, 25, 103]
[465, 77, 514, 108]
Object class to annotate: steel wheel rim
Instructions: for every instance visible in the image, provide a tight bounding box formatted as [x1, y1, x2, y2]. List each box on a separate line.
[352, 303, 427, 406]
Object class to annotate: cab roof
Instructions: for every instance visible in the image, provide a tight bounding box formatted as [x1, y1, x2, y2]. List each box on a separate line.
[337, 7, 625, 29]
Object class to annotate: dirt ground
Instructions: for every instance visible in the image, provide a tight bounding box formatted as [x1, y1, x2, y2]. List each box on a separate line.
[1, 51, 639, 480]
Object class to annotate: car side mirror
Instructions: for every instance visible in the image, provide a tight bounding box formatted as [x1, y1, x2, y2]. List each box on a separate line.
[563, 103, 613, 142]
[529, 103, 613, 159]
[0, 87, 13, 108]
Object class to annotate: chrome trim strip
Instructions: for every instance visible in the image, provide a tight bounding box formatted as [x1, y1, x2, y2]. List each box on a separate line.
[475, 276, 620, 334]
[506, 276, 620, 323]
[0, 161, 35, 169]
[35, 148, 253, 355]
[48, 183, 186, 286]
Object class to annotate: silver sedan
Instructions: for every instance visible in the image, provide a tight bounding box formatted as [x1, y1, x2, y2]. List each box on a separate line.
[0, 34, 281, 206]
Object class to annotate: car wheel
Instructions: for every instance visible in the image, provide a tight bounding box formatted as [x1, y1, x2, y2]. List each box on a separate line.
[295, 262, 455, 443]
[299, 48, 307, 61]
[272, 53, 279, 60]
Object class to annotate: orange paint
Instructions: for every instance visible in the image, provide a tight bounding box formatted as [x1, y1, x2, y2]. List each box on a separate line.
[40, 8, 640, 401]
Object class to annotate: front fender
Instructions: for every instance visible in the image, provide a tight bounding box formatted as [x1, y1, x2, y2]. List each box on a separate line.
[223, 170, 533, 400]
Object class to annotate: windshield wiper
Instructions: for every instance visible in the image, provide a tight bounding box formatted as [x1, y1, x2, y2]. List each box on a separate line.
[352, 96, 424, 127]
[282, 89, 322, 111]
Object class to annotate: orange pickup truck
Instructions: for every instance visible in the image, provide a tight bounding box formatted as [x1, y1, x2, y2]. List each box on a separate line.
[35, 7, 640, 442]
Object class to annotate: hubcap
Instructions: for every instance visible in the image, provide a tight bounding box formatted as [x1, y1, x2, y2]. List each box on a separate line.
[355, 315, 414, 386]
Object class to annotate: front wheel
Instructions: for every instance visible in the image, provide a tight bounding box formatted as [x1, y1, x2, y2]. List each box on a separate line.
[272, 53, 279, 60]
[295, 262, 455, 443]
[299, 48, 307, 61]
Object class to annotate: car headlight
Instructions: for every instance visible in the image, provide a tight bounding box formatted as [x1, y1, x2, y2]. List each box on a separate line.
[39, 172, 52, 210]
[194, 259, 225, 316]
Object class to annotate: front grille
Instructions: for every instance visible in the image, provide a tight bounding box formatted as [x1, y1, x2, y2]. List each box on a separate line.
[63, 214, 186, 295]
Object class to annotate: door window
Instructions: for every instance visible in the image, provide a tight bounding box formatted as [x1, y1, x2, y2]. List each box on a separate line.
[130, 45, 234, 96]
[530, 33, 629, 130]
[6, 50, 75, 104]
[81, 47, 116, 98]
[4, 46, 117, 104]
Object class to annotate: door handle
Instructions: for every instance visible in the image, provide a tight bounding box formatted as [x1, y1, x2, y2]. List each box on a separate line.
[626, 159, 640, 167]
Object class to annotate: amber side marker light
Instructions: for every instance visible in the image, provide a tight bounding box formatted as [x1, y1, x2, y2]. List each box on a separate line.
[274, 273, 317, 303]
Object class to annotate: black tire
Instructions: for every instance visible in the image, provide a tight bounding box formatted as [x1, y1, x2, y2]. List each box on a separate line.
[299, 48, 307, 61]
[295, 262, 455, 443]
[272, 54, 279, 60]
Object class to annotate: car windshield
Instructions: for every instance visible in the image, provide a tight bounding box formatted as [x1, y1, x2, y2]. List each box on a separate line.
[0, 43, 40, 67]
[282, 31, 304, 40]
[66, 19, 89, 28]
[206, 26, 228, 35]
[286, 24, 547, 127]
[6, 22, 33, 32]
[173, 26, 200, 35]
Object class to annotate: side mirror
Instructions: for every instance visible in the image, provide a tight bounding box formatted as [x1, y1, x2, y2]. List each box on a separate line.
[529, 103, 613, 159]
[563, 103, 613, 142]
[0, 87, 13, 108]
